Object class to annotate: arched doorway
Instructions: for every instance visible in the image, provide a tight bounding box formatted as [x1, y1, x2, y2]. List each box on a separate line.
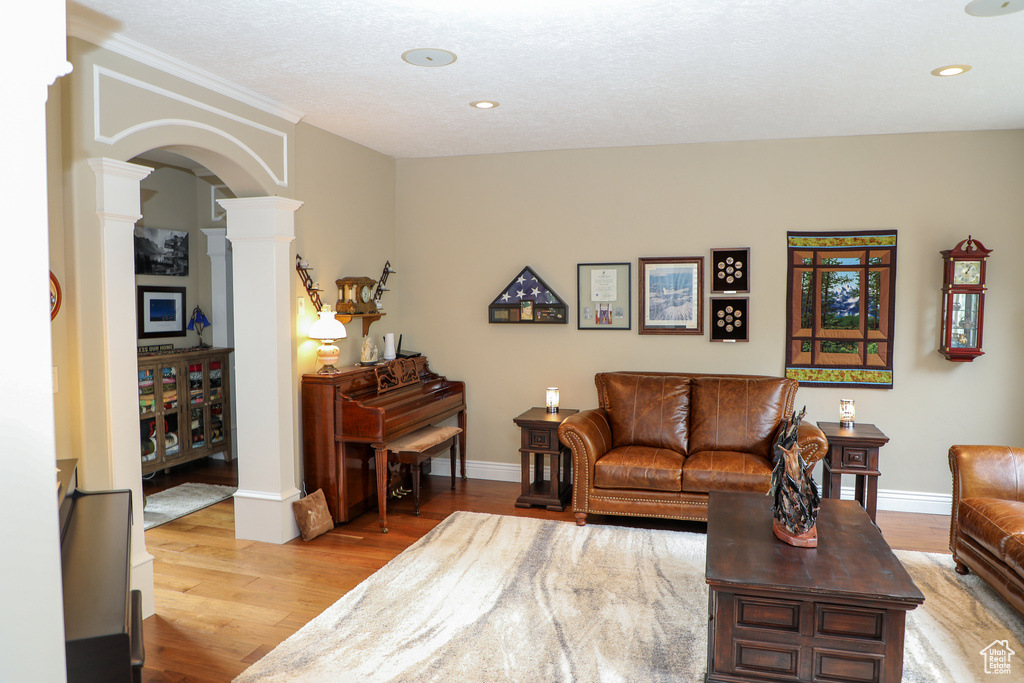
[89, 144, 301, 618]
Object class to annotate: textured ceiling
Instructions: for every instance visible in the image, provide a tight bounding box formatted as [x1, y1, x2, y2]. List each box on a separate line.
[68, 0, 1024, 159]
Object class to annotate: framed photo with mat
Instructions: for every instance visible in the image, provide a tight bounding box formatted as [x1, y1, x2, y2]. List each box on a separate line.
[577, 262, 630, 330]
[137, 285, 187, 339]
[638, 256, 703, 335]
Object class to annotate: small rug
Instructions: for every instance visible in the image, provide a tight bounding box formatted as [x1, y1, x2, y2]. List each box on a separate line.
[234, 512, 1024, 682]
[143, 482, 236, 530]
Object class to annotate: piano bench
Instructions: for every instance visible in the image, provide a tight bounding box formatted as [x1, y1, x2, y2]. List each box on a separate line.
[386, 425, 463, 516]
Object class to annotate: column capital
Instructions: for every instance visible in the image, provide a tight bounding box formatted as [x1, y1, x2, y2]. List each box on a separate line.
[201, 228, 229, 258]
[220, 196, 302, 242]
[218, 196, 303, 213]
[88, 158, 154, 219]
[87, 158, 154, 183]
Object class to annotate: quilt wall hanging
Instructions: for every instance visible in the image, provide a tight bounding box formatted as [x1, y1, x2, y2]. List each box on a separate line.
[785, 230, 897, 388]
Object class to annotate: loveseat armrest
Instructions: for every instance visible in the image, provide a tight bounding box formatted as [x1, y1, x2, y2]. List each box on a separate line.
[949, 445, 1024, 503]
[948, 445, 1024, 558]
[558, 408, 613, 470]
[796, 422, 828, 467]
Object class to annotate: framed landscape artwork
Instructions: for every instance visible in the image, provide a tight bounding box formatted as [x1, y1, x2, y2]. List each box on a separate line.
[137, 285, 187, 339]
[577, 262, 631, 330]
[639, 256, 704, 335]
[134, 226, 189, 276]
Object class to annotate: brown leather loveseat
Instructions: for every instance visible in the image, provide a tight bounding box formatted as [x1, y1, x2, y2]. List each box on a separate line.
[558, 371, 828, 525]
[949, 445, 1024, 614]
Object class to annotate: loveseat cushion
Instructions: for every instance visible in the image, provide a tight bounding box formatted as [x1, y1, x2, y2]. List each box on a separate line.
[682, 451, 774, 494]
[958, 498, 1024, 568]
[688, 376, 794, 459]
[593, 445, 684, 492]
[599, 373, 691, 455]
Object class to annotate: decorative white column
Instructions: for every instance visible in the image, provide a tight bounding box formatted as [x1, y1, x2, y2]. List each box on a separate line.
[220, 196, 303, 543]
[0, 2, 73, 678]
[88, 157, 157, 618]
[202, 228, 238, 460]
[201, 228, 233, 349]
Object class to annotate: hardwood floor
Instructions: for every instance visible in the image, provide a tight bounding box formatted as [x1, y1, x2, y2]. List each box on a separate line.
[140, 458, 952, 682]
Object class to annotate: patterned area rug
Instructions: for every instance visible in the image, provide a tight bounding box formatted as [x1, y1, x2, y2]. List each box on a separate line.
[234, 511, 1024, 682]
[143, 482, 236, 530]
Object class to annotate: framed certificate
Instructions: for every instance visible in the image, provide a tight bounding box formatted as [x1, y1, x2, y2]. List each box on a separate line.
[577, 263, 630, 330]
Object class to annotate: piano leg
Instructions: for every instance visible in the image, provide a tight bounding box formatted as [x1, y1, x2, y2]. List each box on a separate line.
[450, 441, 456, 490]
[374, 444, 388, 533]
[458, 409, 468, 479]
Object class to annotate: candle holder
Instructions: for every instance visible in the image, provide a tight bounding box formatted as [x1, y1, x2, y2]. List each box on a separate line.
[839, 399, 855, 427]
[545, 387, 559, 413]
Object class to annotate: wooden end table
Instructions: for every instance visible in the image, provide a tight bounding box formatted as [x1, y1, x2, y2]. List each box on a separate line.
[513, 407, 578, 511]
[816, 421, 889, 523]
[706, 491, 924, 683]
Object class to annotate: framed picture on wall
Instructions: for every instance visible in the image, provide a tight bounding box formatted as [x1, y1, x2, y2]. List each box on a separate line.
[639, 256, 704, 335]
[709, 297, 749, 342]
[137, 285, 187, 339]
[710, 247, 750, 293]
[134, 226, 189, 276]
[577, 262, 631, 330]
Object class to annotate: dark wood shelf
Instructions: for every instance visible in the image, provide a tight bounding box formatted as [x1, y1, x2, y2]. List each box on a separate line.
[334, 312, 385, 336]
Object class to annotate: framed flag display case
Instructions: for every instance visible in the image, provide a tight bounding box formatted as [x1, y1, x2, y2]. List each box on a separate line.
[488, 266, 567, 324]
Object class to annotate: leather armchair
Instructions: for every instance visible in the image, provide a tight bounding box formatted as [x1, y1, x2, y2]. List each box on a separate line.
[949, 444, 1024, 615]
[559, 372, 828, 526]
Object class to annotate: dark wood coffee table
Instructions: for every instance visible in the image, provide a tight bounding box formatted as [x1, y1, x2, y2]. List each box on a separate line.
[705, 491, 924, 683]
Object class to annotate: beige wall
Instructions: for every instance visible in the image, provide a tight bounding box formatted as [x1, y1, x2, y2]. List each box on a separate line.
[136, 165, 213, 348]
[397, 131, 1024, 500]
[292, 122, 398, 375]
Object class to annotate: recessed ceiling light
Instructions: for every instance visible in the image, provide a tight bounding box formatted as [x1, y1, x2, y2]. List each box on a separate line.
[470, 101, 499, 109]
[931, 65, 972, 77]
[966, 0, 1024, 17]
[401, 48, 457, 67]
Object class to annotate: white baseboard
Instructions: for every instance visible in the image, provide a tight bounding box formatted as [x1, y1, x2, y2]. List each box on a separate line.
[837, 485, 952, 516]
[436, 457, 952, 516]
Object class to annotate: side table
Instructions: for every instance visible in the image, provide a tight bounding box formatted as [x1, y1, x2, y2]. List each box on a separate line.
[816, 421, 890, 523]
[513, 407, 578, 511]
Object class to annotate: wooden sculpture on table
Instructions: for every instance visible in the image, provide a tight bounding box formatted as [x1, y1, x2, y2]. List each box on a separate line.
[768, 406, 821, 547]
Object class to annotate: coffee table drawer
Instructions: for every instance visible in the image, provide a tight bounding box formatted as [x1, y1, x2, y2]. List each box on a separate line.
[817, 604, 885, 640]
[736, 596, 801, 632]
[814, 648, 885, 683]
[710, 592, 897, 683]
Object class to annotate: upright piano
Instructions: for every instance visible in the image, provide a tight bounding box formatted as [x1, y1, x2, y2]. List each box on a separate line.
[57, 459, 144, 683]
[301, 356, 467, 527]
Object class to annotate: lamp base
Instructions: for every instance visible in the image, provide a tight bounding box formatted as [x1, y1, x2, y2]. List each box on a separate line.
[546, 406, 559, 414]
[316, 343, 341, 373]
